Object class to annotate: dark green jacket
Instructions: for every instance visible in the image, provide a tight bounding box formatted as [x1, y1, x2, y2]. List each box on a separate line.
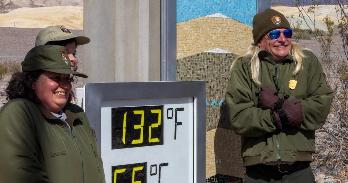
[0, 99, 105, 183]
[225, 50, 333, 166]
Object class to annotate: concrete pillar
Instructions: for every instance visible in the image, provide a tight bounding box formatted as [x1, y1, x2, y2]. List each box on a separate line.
[83, 0, 161, 82]
[257, 0, 271, 12]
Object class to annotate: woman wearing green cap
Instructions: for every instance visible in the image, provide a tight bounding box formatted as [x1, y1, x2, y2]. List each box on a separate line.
[35, 25, 90, 71]
[0, 45, 105, 183]
[224, 8, 333, 182]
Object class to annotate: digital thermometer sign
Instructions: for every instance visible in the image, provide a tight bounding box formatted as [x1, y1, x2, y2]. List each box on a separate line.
[85, 82, 205, 183]
[112, 105, 164, 149]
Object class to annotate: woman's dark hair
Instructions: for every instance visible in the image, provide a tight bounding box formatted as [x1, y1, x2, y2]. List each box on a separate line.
[6, 71, 74, 105]
[6, 71, 43, 101]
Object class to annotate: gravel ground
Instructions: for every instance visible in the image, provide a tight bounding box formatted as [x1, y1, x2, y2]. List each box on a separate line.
[0, 27, 39, 62]
[0, 27, 84, 63]
[0, 75, 10, 107]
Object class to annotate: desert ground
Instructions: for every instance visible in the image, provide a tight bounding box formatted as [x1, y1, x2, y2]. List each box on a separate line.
[0, 6, 83, 29]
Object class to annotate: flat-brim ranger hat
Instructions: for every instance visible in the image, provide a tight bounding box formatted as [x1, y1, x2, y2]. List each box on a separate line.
[22, 45, 88, 78]
[35, 25, 90, 46]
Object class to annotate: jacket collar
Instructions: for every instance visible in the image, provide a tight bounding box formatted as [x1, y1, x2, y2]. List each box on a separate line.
[258, 50, 293, 64]
[39, 104, 82, 126]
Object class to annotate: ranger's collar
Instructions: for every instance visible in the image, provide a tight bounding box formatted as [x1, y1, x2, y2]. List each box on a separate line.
[39, 103, 83, 126]
[258, 50, 293, 64]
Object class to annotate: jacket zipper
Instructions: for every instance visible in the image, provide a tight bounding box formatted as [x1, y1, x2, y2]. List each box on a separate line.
[63, 121, 86, 183]
[274, 65, 281, 160]
[274, 65, 280, 92]
[72, 128, 85, 183]
[276, 136, 281, 160]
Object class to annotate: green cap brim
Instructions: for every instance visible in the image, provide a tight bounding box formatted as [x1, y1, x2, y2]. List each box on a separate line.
[46, 35, 90, 45]
[74, 36, 90, 45]
[44, 68, 88, 78]
[35, 34, 90, 46]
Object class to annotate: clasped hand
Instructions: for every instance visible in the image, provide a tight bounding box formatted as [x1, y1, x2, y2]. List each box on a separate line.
[258, 87, 304, 130]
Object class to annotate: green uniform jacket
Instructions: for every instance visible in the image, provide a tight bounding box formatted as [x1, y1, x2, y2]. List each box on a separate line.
[225, 50, 333, 166]
[0, 99, 105, 183]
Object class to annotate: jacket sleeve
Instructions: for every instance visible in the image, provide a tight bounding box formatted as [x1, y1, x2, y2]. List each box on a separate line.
[0, 100, 50, 183]
[225, 58, 277, 137]
[81, 112, 106, 183]
[300, 51, 333, 131]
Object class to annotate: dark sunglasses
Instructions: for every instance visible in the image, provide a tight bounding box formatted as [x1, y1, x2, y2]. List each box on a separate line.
[268, 29, 293, 40]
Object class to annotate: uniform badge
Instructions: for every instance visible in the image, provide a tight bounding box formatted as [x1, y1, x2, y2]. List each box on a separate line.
[60, 25, 72, 33]
[289, 80, 297, 90]
[61, 53, 70, 66]
[271, 15, 282, 25]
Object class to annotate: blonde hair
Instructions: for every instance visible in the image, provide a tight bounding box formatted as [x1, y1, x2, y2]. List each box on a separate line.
[234, 42, 305, 86]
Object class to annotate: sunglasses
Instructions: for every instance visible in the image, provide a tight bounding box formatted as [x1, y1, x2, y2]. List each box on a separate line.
[268, 29, 293, 40]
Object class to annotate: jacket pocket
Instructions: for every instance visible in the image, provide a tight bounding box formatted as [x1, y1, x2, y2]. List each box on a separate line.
[50, 150, 67, 158]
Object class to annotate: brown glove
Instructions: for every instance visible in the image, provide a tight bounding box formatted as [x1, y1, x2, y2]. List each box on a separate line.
[281, 98, 304, 127]
[258, 87, 279, 110]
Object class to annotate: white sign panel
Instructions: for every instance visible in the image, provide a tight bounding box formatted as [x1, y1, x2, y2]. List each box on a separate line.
[85, 82, 205, 183]
[101, 98, 194, 183]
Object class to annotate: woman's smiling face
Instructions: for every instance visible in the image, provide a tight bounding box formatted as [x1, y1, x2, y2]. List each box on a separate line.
[32, 71, 72, 113]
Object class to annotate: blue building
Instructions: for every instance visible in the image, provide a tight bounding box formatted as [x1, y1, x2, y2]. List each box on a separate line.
[177, 0, 271, 25]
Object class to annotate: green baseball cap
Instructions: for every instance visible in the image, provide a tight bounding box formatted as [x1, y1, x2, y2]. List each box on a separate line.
[35, 25, 90, 46]
[22, 45, 88, 78]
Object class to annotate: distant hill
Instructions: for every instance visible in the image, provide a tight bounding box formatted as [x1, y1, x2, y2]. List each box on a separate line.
[271, 0, 347, 6]
[177, 16, 252, 59]
[0, 6, 83, 29]
[0, 0, 82, 13]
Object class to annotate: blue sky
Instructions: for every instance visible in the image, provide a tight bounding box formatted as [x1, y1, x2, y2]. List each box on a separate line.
[177, 0, 258, 25]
